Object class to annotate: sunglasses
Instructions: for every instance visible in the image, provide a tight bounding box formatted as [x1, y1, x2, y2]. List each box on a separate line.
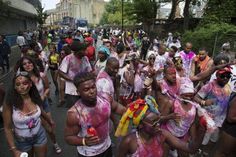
[174, 60, 183, 65]
[16, 71, 29, 77]
[149, 57, 156, 60]
[219, 73, 231, 79]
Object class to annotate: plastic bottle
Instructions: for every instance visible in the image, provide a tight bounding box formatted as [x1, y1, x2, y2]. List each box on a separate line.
[197, 106, 216, 133]
[87, 125, 97, 136]
[20, 152, 28, 157]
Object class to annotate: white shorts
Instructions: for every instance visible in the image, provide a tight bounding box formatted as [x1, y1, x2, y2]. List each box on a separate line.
[202, 128, 220, 145]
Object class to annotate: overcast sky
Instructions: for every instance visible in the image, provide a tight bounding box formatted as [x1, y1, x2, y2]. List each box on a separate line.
[41, 0, 60, 10]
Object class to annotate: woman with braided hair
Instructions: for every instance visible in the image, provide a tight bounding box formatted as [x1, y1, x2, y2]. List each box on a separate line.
[116, 95, 207, 157]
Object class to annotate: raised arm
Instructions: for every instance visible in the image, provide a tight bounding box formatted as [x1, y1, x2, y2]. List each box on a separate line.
[190, 62, 232, 82]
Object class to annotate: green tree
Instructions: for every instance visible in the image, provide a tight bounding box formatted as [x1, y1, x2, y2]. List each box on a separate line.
[0, 0, 10, 21]
[0, 0, 10, 10]
[35, 4, 48, 29]
[203, 0, 236, 24]
[100, 0, 160, 30]
[183, 0, 192, 30]
[100, 0, 123, 25]
[125, 0, 158, 32]
[183, 23, 236, 56]
[169, 0, 183, 20]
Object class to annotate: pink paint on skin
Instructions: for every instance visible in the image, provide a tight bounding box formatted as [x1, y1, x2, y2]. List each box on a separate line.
[160, 79, 180, 99]
[130, 132, 164, 157]
[164, 99, 196, 138]
[75, 94, 111, 141]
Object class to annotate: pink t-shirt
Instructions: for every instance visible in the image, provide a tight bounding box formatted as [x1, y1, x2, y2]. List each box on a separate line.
[59, 54, 92, 95]
[179, 50, 195, 76]
[96, 71, 114, 100]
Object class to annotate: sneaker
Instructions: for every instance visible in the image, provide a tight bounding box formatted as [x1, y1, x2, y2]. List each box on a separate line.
[54, 143, 62, 154]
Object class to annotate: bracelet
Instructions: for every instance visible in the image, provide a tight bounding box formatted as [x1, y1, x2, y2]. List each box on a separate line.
[82, 137, 86, 146]
[201, 100, 206, 106]
[9, 146, 16, 151]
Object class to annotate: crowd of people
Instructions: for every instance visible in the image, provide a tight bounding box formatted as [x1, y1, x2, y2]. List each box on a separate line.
[0, 27, 236, 157]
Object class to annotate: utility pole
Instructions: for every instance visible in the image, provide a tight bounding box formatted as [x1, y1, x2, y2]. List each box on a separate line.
[121, 0, 124, 32]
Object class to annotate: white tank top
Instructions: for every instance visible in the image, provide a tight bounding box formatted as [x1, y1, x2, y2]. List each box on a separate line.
[12, 105, 41, 137]
[34, 73, 45, 97]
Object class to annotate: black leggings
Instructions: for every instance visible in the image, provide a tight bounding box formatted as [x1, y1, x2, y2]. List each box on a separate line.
[78, 146, 112, 157]
[0, 55, 9, 70]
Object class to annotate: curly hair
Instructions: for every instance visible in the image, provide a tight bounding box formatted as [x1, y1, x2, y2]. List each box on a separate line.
[73, 72, 95, 88]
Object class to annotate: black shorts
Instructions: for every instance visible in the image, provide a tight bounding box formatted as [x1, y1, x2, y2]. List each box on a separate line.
[222, 121, 236, 138]
[49, 66, 58, 71]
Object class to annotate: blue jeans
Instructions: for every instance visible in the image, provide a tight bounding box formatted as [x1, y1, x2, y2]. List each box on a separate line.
[42, 99, 51, 113]
[15, 126, 47, 152]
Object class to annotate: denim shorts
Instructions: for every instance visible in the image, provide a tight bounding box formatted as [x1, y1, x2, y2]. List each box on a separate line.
[15, 126, 47, 152]
[42, 99, 51, 113]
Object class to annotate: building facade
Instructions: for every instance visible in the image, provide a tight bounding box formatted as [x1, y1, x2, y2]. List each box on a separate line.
[45, 0, 107, 26]
[73, 0, 106, 25]
[0, 0, 39, 35]
[45, 8, 57, 26]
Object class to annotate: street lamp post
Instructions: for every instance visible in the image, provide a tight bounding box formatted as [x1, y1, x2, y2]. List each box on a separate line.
[121, 0, 124, 32]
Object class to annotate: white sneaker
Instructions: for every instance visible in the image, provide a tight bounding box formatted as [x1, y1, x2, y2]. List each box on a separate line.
[169, 149, 178, 157]
[54, 143, 62, 154]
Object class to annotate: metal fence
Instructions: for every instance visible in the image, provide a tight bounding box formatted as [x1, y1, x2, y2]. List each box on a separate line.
[212, 33, 236, 57]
